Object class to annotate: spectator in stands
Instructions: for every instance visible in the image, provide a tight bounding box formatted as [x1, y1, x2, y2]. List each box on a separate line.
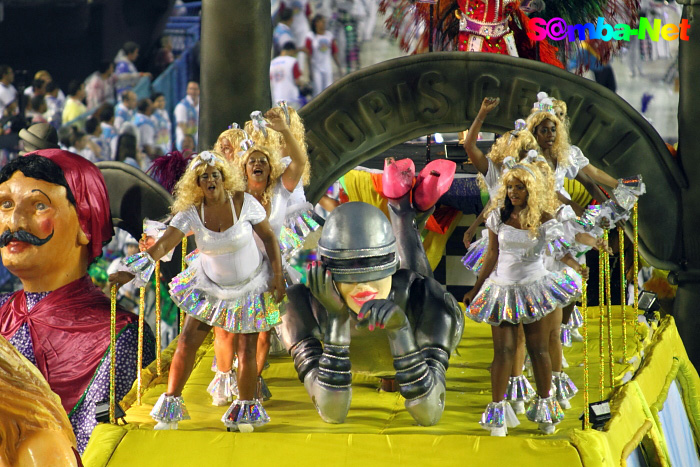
[23, 71, 64, 102]
[273, 9, 296, 55]
[288, 0, 312, 49]
[0, 99, 17, 122]
[44, 82, 64, 129]
[357, 0, 379, 43]
[86, 116, 108, 161]
[0, 65, 17, 117]
[61, 80, 87, 127]
[114, 41, 152, 96]
[270, 42, 304, 109]
[151, 36, 175, 76]
[114, 122, 142, 170]
[85, 60, 116, 110]
[0, 113, 25, 166]
[97, 103, 117, 159]
[26, 95, 48, 124]
[173, 0, 188, 16]
[57, 126, 71, 150]
[306, 15, 341, 97]
[151, 92, 172, 153]
[23, 78, 46, 101]
[174, 81, 199, 151]
[23, 77, 41, 99]
[0, 101, 17, 128]
[133, 98, 156, 157]
[114, 90, 137, 131]
[181, 133, 196, 156]
[67, 126, 100, 162]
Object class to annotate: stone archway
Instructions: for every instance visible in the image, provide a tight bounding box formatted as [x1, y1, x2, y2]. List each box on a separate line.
[299, 52, 684, 271]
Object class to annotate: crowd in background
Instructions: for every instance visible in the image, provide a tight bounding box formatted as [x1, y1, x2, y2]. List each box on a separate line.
[0, 38, 198, 171]
[0, 37, 200, 340]
[270, 0, 379, 108]
[0, 1, 389, 169]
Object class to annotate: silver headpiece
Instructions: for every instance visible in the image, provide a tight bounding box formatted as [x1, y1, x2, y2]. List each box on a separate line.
[250, 110, 268, 138]
[190, 151, 225, 171]
[502, 156, 536, 179]
[277, 100, 291, 124]
[238, 129, 255, 157]
[533, 92, 555, 115]
[508, 119, 528, 143]
[317, 202, 398, 283]
[524, 149, 546, 164]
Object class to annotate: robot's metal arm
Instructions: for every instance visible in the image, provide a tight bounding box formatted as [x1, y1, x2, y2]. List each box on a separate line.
[288, 318, 352, 424]
[302, 342, 352, 424]
[389, 327, 449, 426]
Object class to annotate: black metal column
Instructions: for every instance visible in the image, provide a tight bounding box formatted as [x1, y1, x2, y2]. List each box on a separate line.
[199, 0, 272, 150]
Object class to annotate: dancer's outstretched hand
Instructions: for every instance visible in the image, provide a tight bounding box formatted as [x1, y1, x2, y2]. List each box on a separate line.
[480, 97, 500, 114]
[596, 236, 613, 255]
[269, 274, 286, 303]
[356, 299, 407, 332]
[139, 233, 156, 252]
[578, 265, 590, 280]
[463, 225, 477, 248]
[265, 108, 289, 133]
[108, 271, 134, 292]
[308, 261, 347, 318]
[462, 289, 477, 306]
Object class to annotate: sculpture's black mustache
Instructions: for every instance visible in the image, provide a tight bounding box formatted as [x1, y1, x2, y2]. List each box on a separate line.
[0, 229, 54, 248]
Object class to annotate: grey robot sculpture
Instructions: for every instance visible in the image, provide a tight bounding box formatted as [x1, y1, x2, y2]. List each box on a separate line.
[279, 199, 464, 426]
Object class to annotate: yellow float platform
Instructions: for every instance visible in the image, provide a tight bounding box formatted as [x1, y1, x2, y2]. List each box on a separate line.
[83, 308, 700, 467]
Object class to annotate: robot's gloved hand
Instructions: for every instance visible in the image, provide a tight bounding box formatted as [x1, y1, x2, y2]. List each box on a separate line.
[308, 261, 348, 318]
[356, 299, 408, 332]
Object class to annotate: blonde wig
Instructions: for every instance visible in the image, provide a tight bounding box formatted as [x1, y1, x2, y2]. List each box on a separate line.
[0, 337, 77, 465]
[171, 151, 244, 213]
[486, 163, 549, 237]
[244, 119, 283, 153]
[238, 145, 286, 207]
[246, 105, 311, 185]
[529, 158, 560, 213]
[526, 111, 571, 169]
[214, 127, 248, 162]
[488, 129, 539, 166]
[476, 130, 538, 192]
[552, 99, 570, 129]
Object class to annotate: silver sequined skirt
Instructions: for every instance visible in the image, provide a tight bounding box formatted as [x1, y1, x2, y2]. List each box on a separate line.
[467, 270, 580, 325]
[169, 254, 281, 334]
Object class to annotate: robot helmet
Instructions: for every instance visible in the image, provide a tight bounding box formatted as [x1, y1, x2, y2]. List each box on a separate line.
[317, 202, 398, 283]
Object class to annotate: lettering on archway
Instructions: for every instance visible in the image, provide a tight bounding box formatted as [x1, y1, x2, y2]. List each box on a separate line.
[298, 52, 684, 268]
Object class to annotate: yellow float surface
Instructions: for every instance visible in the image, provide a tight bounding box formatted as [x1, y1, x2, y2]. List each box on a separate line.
[83, 309, 699, 467]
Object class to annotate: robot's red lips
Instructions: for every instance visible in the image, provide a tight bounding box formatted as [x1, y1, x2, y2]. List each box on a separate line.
[351, 291, 377, 305]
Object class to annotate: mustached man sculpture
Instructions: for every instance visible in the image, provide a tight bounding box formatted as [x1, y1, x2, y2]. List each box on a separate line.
[0, 150, 154, 452]
[279, 159, 464, 426]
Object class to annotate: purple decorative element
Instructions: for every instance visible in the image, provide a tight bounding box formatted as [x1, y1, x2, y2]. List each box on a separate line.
[68, 324, 155, 452]
[8, 324, 37, 366]
[147, 151, 194, 195]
